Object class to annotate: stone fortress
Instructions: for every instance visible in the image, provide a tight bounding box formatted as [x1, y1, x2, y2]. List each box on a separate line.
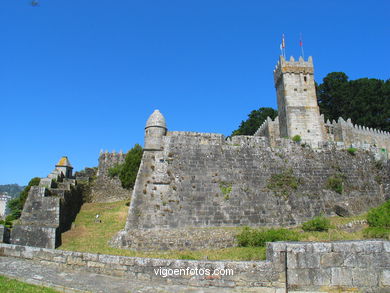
[111, 55, 390, 250]
[6, 55, 390, 251]
[255, 56, 390, 152]
[1, 55, 390, 293]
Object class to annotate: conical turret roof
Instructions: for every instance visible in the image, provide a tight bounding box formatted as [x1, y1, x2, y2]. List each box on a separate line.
[56, 156, 72, 167]
[145, 109, 167, 129]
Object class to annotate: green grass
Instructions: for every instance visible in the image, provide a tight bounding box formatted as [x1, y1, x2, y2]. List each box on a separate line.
[326, 174, 345, 194]
[266, 168, 300, 198]
[302, 216, 331, 232]
[0, 275, 59, 293]
[60, 200, 265, 261]
[236, 227, 300, 247]
[60, 200, 386, 261]
[347, 147, 357, 155]
[292, 135, 301, 143]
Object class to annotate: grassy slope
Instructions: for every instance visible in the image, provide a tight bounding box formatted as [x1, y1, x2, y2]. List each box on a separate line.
[60, 200, 372, 261]
[60, 200, 265, 260]
[0, 276, 59, 293]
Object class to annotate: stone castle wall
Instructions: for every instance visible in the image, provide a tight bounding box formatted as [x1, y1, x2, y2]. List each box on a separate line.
[89, 151, 132, 203]
[10, 179, 83, 249]
[326, 117, 390, 153]
[256, 114, 390, 153]
[255, 116, 280, 145]
[117, 132, 389, 249]
[0, 240, 389, 292]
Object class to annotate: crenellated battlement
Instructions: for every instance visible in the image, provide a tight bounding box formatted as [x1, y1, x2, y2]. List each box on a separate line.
[326, 117, 390, 137]
[324, 117, 390, 153]
[273, 55, 314, 85]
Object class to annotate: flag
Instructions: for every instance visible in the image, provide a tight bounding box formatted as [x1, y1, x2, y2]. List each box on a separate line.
[299, 33, 303, 47]
[282, 34, 285, 48]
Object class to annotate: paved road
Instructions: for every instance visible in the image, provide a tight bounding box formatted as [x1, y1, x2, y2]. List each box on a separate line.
[0, 256, 247, 293]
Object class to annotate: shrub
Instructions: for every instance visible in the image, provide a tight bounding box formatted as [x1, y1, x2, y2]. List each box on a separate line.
[108, 144, 143, 189]
[326, 174, 344, 194]
[108, 164, 122, 177]
[0, 219, 12, 229]
[267, 168, 300, 198]
[366, 200, 390, 228]
[302, 216, 331, 232]
[363, 227, 390, 239]
[6, 177, 40, 222]
[347, 147, 357, 155]
[236, 227, 300, 247]
[292, 135, 301, 143]
[219, 182, 232, 196]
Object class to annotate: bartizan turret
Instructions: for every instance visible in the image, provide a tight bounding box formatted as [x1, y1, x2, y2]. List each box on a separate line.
[144, 109, 167, 151]
[55, 156, 73, 178]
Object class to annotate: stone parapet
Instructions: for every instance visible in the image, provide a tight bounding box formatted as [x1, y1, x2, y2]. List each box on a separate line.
[326, 117, 390, 153]
[0, 240, 388, 291]
[0, 243, 284, 291]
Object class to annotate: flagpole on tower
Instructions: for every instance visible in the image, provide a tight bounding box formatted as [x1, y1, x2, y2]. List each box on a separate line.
[280, 33, 286, 58]
[300, 33, 305, 59]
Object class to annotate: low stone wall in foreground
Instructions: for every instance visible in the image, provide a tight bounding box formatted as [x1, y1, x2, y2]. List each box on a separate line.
[0, 240, 389, 292]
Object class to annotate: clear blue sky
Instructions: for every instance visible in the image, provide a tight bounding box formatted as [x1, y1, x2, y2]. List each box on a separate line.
[1, 0, 389, 185]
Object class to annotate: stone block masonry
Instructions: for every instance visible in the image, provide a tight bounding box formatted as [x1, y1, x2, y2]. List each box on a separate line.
[89, 151, 132, 203]
[117, 130, 389, 249]
[0, 240, 389, 292]
[10, 158, 83, 249]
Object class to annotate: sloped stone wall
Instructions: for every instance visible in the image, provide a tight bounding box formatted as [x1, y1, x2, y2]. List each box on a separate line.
[10, 180, 83, 249]
[126, 133, 388, 229]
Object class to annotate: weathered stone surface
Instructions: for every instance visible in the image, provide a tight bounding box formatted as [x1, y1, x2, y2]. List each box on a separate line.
[111, 227, 238, 250]
[333, 204, 351, 217]
[89, 152, 132, 203]
[381, 270, 390, 286]
[0, 240, 389, 292]
[117, 132, 389, 250]
[331, 268, 353, 286]
[10, 161, 83, 249]
[0, 225, 5, 243]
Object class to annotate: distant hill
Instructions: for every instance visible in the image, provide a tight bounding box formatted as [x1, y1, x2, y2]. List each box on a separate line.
[0, 184, 25, 199]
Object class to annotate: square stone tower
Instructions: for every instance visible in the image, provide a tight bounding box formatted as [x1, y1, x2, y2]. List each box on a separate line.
[273, 56, 325, 146]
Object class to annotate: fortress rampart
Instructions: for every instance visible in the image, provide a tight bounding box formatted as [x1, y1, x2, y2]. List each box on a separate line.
[110, 55, 390, 250]
[1, 240, 389, 292]
[325, 117, 390, 152]
[114, 129, 390, 250]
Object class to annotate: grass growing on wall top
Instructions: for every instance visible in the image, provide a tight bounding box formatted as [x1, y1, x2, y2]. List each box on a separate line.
[0, 275, 60, 293]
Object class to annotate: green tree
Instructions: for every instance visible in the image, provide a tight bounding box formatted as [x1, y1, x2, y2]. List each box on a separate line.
[232, 107, 278, 136]
[317, 72, 390, 131]
[317, 72, 350, 121]
[109, 144, 143, 189]
[6, 177, 40, 222]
